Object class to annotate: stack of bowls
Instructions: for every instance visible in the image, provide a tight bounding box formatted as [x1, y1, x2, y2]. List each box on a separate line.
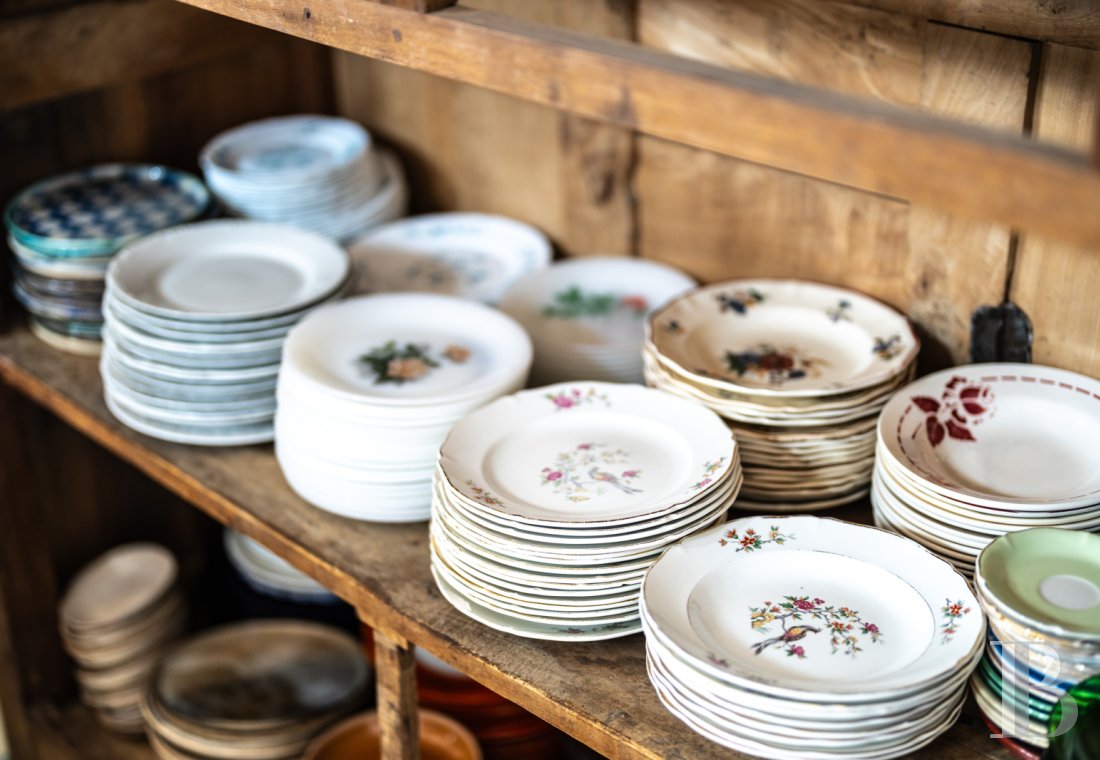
[276, 293, 532, 521]
[224, 529, 338, 605]
[642, 515, 984, 759]
[873, 364, 1100, 577]
[971, 529, 1100, 755]
[645, 280, 918, 511]
[4, 163, 210, 354]
[499, 257, 695, 384]
[101, 220, 350, 446]
[141, 620, 369, 760]
[58, 543, 186, 734]
[200, 116, 406, 242]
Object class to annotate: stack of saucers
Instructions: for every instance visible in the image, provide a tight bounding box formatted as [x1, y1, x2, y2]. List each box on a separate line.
[101, 220, 349, 446]
[873, 364, 1100, 577]
[644, 280, 918, 511]
[59, 544, 186, 734]
[276, 293, 532, 521]
[141, 620, 368, 760]
[349, 212, 552, 304]
[224, 529, 338, 605]
[200, 115, 406, 242]
[971, 529, 1100, 753]
[642, 515, 983, 759]
[4, 163, 211, 354]
[499, 257, 695, 384]
[431, 382, 740, 641]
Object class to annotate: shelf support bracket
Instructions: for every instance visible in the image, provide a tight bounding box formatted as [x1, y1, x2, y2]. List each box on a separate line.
[372, 626, 420, 760]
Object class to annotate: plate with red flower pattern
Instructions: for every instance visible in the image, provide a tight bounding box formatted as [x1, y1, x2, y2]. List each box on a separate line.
[878, 364, 1100, 510]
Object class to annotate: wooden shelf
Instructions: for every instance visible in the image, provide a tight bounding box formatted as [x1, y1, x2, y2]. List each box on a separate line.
[0, 327, 1016, 760]
[29, 702, 153, 760]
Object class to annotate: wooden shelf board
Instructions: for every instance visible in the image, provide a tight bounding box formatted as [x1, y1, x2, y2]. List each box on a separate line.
[29, 702, 153, 760]
[0, 327, 1015, 760]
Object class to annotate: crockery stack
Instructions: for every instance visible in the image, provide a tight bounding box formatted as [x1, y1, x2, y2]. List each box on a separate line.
[141, 620, 369, 760]
[276, 293, 532, 521]
[499, 257, 695, 384]
[971, 529, 1100, 754]
[873, 364, 1100, 577]
[4, 164, 211, 354]
[642, 515, 983, 759]
[59, 543, 186, 734]
[224, 529, 338, 605]
[431, 382, 740, 641]
[645, 280, 918, 511]
[101, 220, 350, 445]
[349, 212, 552, 304]
[200, 115, 406, 242]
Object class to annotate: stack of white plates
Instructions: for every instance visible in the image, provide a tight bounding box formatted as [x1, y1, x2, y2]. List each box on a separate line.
[58, 544, 186, 734]
[873, 364, 1100, 577]
[349, 212, 552, 304]
[499, 257, 695, 384]
[430, 381, 741, 641]
[642, 515, 984, 759]
[276, 293, 532, 521]
[971, 529, 1100, 751]
[224, 529, 337, 605]
[645, 280, 918, 511]
[200, 116, 406, 242]
[101, 220, 350, 446]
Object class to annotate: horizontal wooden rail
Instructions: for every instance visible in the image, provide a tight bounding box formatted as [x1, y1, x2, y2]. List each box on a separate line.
[171, 0, 1100, 249]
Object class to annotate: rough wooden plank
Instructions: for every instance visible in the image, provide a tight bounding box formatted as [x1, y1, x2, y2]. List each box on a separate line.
[1010, 45, 1100, 377]
[173, 0, 1100, 248]
[0, 328, 1016, 760]
[373, 630, 420, 760]
[0, 0, 289, 111]
[378, 0, 455, 11]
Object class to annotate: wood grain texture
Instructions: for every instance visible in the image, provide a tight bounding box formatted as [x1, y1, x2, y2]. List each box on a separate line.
[32, 702, 155, 759]
[0, 328, 1018, 760]
[171, 0, 1100, 248]
[1010, 45, 1100, 377]
[335, 0, 636, 256]
[378, 0, 456, 11]
[635, 0, 1029, 364]
[374, 631, 419, 760]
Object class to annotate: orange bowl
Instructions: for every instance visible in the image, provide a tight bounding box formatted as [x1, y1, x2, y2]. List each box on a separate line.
[303, 709, 482, 760]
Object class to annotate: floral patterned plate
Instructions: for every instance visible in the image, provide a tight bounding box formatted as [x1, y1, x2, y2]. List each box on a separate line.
[647, 280, 917, 398]
[878, 364, 1100, 510]
[438, 382, 735, 524]
[642, 515, 982, 701]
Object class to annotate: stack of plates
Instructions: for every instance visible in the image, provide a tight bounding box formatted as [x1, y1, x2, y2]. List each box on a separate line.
[971, 529, 1100, 753]
[141, 620, 369, 760]
[224, 529, 338, 605]
[644, 280, 918, 511]
[200, 116, 406, 242]
[4, 164, 210, 354]
[58, 544, 186, 734]
[642, 515, 983, 759]
[431, 382, 740, 641]
[499, 257, 695, 384]
[101, 220, 350, 446]
[349, 212, 552, 304]
[276, 293, 532, 521]
[873, 364, 1100, 577]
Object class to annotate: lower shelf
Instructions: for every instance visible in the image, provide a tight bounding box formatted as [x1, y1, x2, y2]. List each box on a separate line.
[30, 702, 152, 760]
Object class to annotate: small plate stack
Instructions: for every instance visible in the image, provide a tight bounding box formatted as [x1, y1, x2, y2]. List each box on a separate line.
[276, 293, 532, 521]
[58, 543, 186, 734]
[4, 163, 210, 354]
[201, 116, 406, 242]
[642, 515, 983, 759]
[141, 620, 369, 760]
[499, 257, 695, 384]
[971, 529, 1100, 754]
[101, 220, 350, 446]
[431, 382, 740, 641]
[224, 529, 338, 605]
[645, 279, 918, 511]
[349, 212, 552, 304]
[873, 364, 1100, 577]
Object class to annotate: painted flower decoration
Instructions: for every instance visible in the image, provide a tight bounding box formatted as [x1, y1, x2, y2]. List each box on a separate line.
[358, 340, 469, 384]
[465, 480, 503, 507]
[443, 344, 471, 362]
[826, 299, 852, 323]
[720, 524, 795, 551]
[873, 334, 904, 360]
[539, 443, 642, 502]
[749, 595, 884, 659]
[545, 387, 610, 411]
[911, 376, 995, 447]
[940, 598, 971, 643]
[619, 294, 649, 315]
[716, 289, 765, 315]
[724, 344, 825, 385]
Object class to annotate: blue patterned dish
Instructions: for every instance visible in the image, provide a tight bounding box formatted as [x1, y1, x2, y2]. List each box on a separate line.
[12, 281, 103, 322]
[4, 164, 210, 257]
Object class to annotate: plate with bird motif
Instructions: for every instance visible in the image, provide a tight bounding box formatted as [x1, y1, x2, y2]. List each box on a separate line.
[642, 515, 981, 700]
[438, 382, 736, 524]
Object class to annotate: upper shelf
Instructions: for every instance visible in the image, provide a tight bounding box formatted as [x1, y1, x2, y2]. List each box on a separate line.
[164, 0, 1100, 249]
[0, 326, 1012, 760]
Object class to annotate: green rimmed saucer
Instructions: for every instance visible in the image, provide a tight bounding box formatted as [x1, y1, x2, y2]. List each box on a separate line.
[979, 655, 1055, 724]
